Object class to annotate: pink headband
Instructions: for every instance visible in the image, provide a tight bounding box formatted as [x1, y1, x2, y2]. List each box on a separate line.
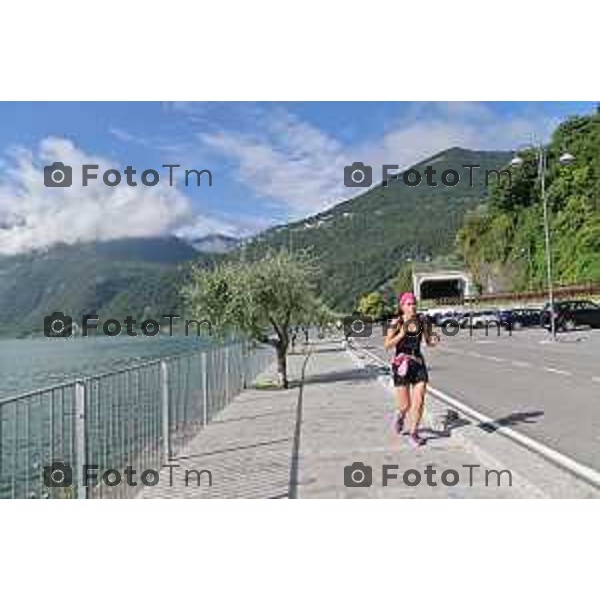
[398, 292, 416, 306]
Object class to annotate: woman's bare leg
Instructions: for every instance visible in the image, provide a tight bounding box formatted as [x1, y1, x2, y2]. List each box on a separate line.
[407, 382, 427, 434]
[393, 386, 411, 433]
[395, 386, 410, 413]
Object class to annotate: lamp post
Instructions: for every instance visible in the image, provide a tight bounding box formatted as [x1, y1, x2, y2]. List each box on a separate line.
[510, 146, 575, 340]
[520, 245, 533, 292]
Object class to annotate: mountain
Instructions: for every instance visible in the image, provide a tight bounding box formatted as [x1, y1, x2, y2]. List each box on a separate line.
[186, 234, 239, 254]
[0, 148, 515, 335]
[240, 147, 513, 311]
[0, 236, 216, 337]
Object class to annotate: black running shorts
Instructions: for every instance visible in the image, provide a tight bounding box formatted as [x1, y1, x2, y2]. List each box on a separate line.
[392, 359, 429, 387]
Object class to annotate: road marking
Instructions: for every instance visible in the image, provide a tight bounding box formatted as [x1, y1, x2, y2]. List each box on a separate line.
[352, 343, 600, 491]
[592, 377, 600, 384]
[465, 351, 507, 363]
[544, 367, 572, 376]
[427, 386, 600, 490]
[511, 360, 532, 368]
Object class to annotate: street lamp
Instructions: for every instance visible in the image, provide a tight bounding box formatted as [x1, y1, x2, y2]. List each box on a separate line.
[511, 144, 575, 340]
[520, 245, 533, 292]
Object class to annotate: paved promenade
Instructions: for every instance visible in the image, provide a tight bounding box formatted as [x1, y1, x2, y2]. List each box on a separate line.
[140, 338, 599, 499]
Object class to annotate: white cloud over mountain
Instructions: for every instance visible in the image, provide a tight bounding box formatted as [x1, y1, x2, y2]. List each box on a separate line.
[197, 102, 559, 220]
[0, 103, 565, 254]
[0, 137, 197, 254]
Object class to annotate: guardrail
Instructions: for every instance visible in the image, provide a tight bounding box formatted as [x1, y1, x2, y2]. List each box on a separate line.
[0, 341, 273, 499]
[430, 281, 600, 307]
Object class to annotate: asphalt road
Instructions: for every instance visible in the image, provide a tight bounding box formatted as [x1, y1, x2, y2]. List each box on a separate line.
[357, 325, 600, 473]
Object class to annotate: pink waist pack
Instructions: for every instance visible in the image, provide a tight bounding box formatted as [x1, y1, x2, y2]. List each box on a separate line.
[391, 353, 421, 376]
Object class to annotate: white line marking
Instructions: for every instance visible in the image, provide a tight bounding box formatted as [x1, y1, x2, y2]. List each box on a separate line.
[484, 355, 506, 363]
[352, 343, 600, 491]
[427, 386, 600, 490]
[511, 361, 532, 368]
[592, 377, 600, 384]
[544, 367, 572, 376]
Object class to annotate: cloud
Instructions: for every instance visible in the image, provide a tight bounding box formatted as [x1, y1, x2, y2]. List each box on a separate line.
[0, 103, 565, 254]
[199, 110, 353, 219]
[376, 102, 560, 168]
[196, 102, 559, 219]
[0, 137, 234, 254]
[174, 212, 273, 240]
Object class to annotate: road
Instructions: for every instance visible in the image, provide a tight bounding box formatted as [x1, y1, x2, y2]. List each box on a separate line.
[357, 325, 600, 474]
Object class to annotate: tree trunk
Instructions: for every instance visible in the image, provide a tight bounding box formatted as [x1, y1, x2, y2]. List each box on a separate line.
[276, 341, 289, 389]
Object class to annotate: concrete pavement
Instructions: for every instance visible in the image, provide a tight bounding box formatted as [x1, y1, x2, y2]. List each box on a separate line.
[359, 326, 600, 473]
[140, 337, 599, 498]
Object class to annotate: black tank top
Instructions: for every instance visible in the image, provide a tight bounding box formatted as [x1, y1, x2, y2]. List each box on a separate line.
[395, 315, 425, 357]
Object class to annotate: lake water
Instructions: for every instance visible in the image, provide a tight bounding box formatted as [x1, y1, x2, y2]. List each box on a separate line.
[0, 334, 272, 498]
[0, 335, 214, 399]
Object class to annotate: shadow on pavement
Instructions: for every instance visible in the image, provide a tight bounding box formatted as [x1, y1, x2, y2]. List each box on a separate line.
[478, 410, 545, 433]
[305, 346, 346, 354]
[300, 367, 380, 386]
[422, 409, 545, 440]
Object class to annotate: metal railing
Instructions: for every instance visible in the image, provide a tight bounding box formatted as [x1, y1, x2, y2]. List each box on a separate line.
[0, 341, 273, 499]
[431, 281, 600, 307]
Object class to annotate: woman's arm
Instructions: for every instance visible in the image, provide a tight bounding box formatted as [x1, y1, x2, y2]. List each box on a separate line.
[383, 317, 406, 350]
[422, 316, 440, 347]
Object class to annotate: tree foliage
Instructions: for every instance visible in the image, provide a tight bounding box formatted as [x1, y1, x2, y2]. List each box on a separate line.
[357, 291, 386, 320]
[456, 111, 600, 291]
[183, 248, 330, 388]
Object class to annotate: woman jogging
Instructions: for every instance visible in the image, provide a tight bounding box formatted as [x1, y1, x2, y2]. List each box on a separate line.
[384, 292, 439, 447]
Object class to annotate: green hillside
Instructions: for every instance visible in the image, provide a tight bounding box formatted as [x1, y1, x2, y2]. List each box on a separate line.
[0, 147, 530, 335]
[0, 237, 214, 337]
[239, 148, 512, 310]
[457, 111, 600, 292]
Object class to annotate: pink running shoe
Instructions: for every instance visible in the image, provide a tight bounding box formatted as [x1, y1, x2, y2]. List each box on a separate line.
[408, 433, 426, 447]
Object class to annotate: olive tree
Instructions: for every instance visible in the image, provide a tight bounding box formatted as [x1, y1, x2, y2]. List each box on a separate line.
[184, 249, 326, 388]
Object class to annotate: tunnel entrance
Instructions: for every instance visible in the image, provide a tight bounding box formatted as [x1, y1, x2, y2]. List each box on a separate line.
[413, 270, 474, 303]
[419, 278, 464, 301]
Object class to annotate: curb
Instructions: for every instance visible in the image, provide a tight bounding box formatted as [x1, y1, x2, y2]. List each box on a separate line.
[349, 342, 600, 491]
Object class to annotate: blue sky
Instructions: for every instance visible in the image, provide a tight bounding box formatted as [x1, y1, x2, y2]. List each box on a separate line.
[0, 101, 595, 254]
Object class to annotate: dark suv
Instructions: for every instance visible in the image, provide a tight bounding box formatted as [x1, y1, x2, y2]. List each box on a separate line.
[541, 300, 600, 331]
[498, 308, 542, 330]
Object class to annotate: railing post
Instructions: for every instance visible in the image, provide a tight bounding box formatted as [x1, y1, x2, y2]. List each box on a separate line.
[225, 345, 230, 403]
[160, 360, 171, 462]
[74, 380, 87, 499]
[202, 352, 208, 426]
[242, 341, 247, 390]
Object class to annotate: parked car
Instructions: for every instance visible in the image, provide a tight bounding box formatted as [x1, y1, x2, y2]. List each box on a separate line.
[498, 308, 542, 330]
[459, 311, 475, 328]
[437, 311, 462, 327]
[540, 300, 600, 331]
[470, 310, 499, 329]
